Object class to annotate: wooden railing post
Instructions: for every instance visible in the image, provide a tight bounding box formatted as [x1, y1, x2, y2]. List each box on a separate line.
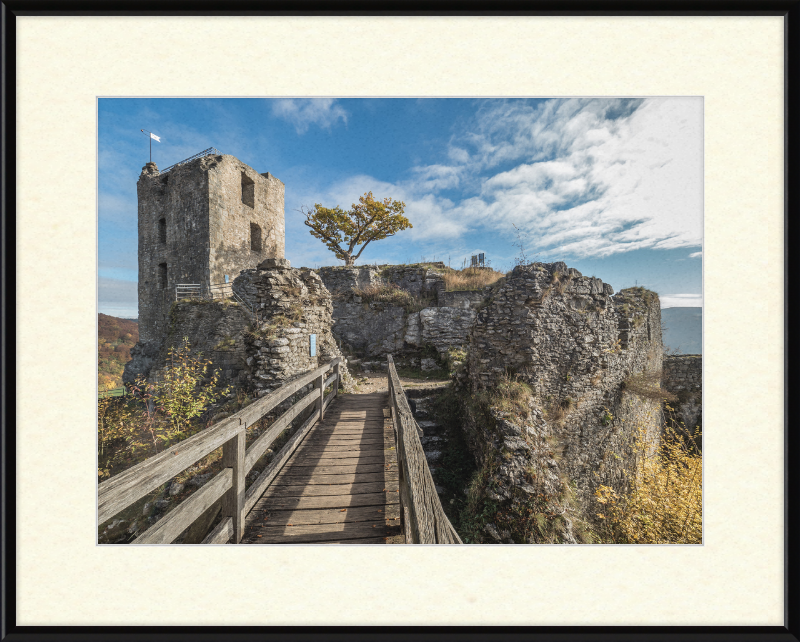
[221, 427, 245, 543]
[316, 371, 325, 421]
[333, 361, 340, 400]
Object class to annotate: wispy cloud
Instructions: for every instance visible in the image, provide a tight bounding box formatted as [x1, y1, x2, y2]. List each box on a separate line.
[689, 251, 702, 258]
[402, 97, 703, 260]
[659, 293, 703, 308]
[271, 98, 348, 134]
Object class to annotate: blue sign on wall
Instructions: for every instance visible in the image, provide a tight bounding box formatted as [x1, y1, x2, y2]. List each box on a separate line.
[309, 334, 317, 357]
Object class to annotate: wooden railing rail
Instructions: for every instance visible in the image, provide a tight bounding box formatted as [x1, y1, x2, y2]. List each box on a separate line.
[387, 355, 462, 544]
[98, 357, 342, 544]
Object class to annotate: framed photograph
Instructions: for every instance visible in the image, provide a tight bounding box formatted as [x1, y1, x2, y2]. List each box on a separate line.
[5, 5, 791, 640]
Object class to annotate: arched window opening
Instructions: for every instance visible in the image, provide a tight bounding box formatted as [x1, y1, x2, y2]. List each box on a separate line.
[158, 218, 166, 244]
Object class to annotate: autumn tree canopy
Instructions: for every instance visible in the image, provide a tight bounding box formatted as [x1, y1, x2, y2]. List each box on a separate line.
[301, 192, 411, 266]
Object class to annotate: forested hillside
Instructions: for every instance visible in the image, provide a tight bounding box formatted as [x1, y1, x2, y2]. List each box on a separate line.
[98, 314, 138, 390]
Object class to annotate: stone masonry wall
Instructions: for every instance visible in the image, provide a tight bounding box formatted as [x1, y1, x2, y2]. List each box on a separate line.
[317, 263, 480, 363]
[144, 300, 253, 388]
[663, 354, 702, 442]
[137, 161, 210, 344]
[208, 157, 285, 286]
[233, 260, 353, 396]
[462, 262, 664, 540]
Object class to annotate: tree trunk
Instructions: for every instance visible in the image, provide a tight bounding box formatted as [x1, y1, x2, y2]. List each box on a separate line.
[345, 256, 355, 266]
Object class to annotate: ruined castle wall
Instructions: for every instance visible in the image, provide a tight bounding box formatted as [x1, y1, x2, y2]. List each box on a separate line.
[464, 262, 665, 530]
[437, 290, 485, 310]
[663, 354, 703, 438]
[316, 266, 382, 293]
[208, 156, 285, 285]
[233, 262, 353, 396]
[329, 301, 408, 357]
[125, 263, 353, 395]
[405, 308, 477, 355]
[147, 300, 253, 388]
[316, 263, 474, 361]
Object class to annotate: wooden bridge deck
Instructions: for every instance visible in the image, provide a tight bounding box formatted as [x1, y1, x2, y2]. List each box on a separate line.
[242, 392, 405, 544]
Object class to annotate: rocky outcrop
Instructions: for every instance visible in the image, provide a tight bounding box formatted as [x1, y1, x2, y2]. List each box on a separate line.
[460, 262, 665, 543]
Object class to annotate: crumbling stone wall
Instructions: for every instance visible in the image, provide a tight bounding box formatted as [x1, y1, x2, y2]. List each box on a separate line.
[405, 308, 477, 355]
[663, 354, 702, 442]
[317, 263, 479, 362]
[124, 260, 352, 396]
[461, 262, 664, 542]
[315, 265, 382, 294]
[135, 153, 284, 346]
[438, 290, 486, 310]
[234, 259, 353, 396]
[146, 299, 253, 387]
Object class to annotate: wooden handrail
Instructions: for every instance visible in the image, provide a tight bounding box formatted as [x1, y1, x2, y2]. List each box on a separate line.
[387, 355, 462, 544]
[98, 357, 342, 544]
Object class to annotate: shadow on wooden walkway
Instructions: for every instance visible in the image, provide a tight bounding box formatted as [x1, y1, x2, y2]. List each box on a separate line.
[242, 392, 405, 544]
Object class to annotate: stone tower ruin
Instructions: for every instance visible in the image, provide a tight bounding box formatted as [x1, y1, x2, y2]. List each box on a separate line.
[136, 152, 285, 343]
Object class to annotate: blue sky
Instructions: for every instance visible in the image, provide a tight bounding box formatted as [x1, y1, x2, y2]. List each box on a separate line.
[98, 97, 702, 318]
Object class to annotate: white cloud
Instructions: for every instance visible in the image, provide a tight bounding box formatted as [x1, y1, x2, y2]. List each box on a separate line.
[405, 97, 703, 260]
[271, 98, 347, 134]
[660, 293, 703, 308]
[284, 98, 703, 269]
[448, 146, 470, 163]
[689, 251, 702, 258]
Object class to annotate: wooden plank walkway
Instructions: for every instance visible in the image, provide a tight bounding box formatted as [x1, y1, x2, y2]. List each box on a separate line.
[242, 392, 404, 544]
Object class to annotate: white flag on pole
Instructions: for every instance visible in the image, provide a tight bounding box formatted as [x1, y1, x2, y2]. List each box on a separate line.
[150, 132, 161, 142]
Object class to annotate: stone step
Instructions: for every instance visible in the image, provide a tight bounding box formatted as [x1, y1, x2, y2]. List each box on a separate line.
[421, 431, 446, 445]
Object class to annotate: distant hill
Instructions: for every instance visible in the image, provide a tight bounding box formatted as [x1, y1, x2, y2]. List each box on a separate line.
[98, 313, 139, 390]
[661, 307, 702, 354]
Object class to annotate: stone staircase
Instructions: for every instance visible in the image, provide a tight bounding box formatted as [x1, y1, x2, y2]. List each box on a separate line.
[405, 385, 449, 497]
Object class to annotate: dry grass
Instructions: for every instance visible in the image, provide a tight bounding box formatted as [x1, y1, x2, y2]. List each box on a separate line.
[353, 282, 431, 313]
[441, 267, 505, 292]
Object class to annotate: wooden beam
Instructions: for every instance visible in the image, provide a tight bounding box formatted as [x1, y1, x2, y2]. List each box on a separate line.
[243, 408, 320, 515]
[221, 432, 246, 543]
[133, 468, 232, 545]
[202, 517, 233, 544]
[244, 388, 319, 472]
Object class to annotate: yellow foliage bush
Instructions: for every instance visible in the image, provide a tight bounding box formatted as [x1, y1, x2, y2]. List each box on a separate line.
[98, 337, 230, 480]
[595, 413, 702, 544]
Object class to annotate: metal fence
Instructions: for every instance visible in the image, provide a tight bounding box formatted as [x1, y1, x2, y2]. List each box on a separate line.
[174, 282, 258, 324]
[161, 147, 221, 174]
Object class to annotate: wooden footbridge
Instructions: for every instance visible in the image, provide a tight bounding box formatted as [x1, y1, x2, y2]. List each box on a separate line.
[98, 356, 461, 545]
